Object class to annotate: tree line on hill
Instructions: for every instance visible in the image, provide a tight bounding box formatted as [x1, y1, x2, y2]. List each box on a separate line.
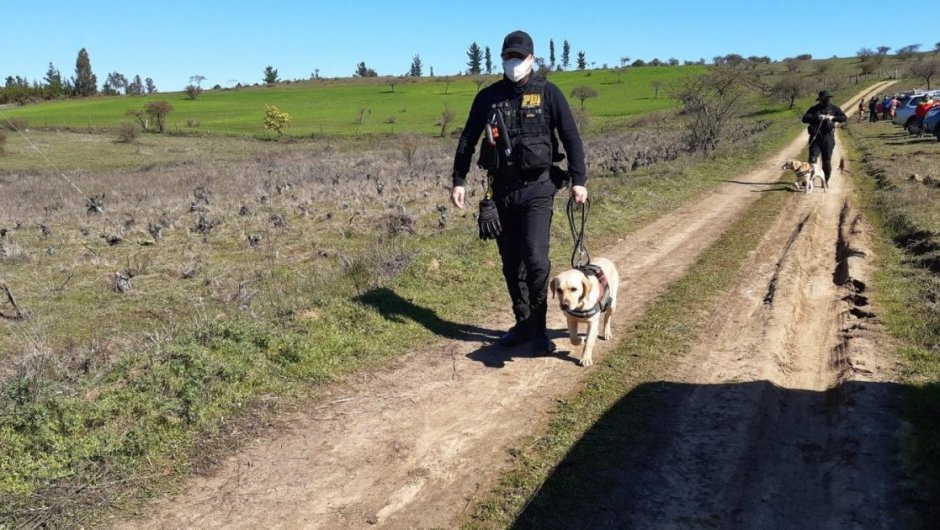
[1, 48, 157, 105]
[4, 41, 939, 108]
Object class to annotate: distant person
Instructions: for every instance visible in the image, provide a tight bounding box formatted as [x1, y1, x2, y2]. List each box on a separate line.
[801, 90, 847, 185]
[868, 96, 879, 123]
[881, 95, 891, 121]
[857, 98, 865, 122]
[449, 29, 586, 355]
[889, 94, 899, 120]
[914, 95, 938, 136]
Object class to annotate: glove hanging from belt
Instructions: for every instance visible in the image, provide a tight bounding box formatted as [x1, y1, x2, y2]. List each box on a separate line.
[478, 199, 501, 240]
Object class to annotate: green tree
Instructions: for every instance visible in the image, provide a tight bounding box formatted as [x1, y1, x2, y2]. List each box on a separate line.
[354, 62, 378, 77]
[549, 39, 556, 69]
[896, 44, 922, 62]
[263, 66, 279, 84]
[127, 75, 143, 96]
[104, 72, 127, 95]
[561, 40, 571, 70]
[72, 47, 97, 96]
[576, 50, 587, 70]
[43, 62, 63, 98]
[467, 42, 483, 75]
[485, 46, 492, 75]
[409, 55, 423, 77]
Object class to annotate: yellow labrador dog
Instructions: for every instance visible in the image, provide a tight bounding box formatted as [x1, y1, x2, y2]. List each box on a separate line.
[549, 257, 620, 367]
[781, 159, 827, 193]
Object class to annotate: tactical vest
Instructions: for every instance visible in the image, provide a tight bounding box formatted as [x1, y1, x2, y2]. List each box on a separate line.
[478, 77, 553, 175]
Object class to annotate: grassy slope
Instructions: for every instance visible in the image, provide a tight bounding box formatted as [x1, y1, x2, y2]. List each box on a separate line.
[841, 118, 940, 518]
[1, 67, 697, 137]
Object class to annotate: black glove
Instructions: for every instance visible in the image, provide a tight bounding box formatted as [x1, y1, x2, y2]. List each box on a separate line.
[550, 165, 570, 190]
[478, 199, 501, 240]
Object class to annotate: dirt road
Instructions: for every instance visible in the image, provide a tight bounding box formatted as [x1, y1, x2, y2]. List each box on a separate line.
[124, 83, 904, 529]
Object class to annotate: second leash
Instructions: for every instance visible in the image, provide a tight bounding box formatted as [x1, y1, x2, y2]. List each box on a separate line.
[566, 196, 591, 268]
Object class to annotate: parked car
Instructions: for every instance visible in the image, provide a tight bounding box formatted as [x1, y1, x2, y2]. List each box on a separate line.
[893, 91, 940, 127]
[922, 105, 940, 141]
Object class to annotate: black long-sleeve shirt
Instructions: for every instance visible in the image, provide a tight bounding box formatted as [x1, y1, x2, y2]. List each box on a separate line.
[801, 101, 847, 139]
[451, 76, 586, 187]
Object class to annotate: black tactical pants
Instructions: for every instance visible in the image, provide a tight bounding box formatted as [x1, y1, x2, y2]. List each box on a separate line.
[494, 177, 555, 337]
[809, 133, 835, 182]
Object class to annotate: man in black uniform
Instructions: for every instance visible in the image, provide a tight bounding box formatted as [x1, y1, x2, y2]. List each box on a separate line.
[450, 29, 587, 355]
[801, 90, 847, 185]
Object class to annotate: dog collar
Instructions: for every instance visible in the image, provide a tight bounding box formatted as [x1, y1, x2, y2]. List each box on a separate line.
[564, 304, 602, 319]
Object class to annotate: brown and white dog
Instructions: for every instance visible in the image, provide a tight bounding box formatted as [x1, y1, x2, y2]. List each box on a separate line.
[781, 159, 827, 193]
[549, 257, 620, 367]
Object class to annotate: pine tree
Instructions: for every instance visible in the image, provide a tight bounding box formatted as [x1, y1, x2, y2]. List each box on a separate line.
[263, 66, 279, 84]
[73, 48, 97, 96]
[409, 55, 423, 77]
[44, 62, 63, 98]
[577, 51, 587, 70]
[561, 40, 571, 71]
[485, 46, 492, 75]
[467, 42, 483, 75]
[549, 40, 556, 69]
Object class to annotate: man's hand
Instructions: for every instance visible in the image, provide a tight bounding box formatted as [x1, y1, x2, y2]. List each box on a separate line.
[571, 185, 587, 204]
[450, 185, 466, 209]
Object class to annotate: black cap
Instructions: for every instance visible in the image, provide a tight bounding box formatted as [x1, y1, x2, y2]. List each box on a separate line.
[817, 90, 833, 101]
[502, 30, 534, 56]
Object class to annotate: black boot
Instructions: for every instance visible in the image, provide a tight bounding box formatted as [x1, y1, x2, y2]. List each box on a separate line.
[528, 304, 555, 355]
[498, 320, 531, 347]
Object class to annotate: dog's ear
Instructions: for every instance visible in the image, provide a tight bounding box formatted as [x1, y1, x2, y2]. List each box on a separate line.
[578, 275, 592, 307]
[549, 277, 557, 299]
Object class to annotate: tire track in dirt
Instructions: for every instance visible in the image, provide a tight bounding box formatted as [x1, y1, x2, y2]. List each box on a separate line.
[596, 124, 911, 529]
[122, 83, 896, 529]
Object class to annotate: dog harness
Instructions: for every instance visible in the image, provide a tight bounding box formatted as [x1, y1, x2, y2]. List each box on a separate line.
[564, 263, 612, 319]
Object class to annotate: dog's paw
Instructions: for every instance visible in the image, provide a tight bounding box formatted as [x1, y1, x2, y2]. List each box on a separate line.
[601, 331, 612, 341]
[570, 336, 583, 346]
[579, 355, 594, 367]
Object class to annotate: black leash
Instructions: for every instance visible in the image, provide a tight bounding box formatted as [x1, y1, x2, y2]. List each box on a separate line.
[566, 196, 591, 268]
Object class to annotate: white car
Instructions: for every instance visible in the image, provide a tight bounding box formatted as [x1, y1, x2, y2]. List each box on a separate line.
[893, 91, 940, 127]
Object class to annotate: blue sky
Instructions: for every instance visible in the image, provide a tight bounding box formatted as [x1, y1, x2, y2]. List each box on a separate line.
[3, 0, 938, 92]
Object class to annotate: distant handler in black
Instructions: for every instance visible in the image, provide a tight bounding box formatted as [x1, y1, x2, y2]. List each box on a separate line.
[801, 90, 847, 185]
[450, 29, 587, 355]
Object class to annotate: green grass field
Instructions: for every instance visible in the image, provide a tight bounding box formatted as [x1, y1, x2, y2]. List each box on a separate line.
[5, 65, 698, 137]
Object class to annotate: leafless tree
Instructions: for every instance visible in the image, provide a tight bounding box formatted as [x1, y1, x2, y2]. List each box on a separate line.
[672, 65, 750, 156]
[570, 85, 598, 110]
[910, 57, 940, 89]
[771, 75, 808, 109]
[438, 105, 454, 138]
[144, 101, 173, 133]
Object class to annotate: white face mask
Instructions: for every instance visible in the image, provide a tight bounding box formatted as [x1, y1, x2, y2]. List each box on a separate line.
[502, 55, 534, 82]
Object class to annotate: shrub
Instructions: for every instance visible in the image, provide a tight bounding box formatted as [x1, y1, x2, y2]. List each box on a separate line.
[263, 105, 292, 137]
[116, 121, 138, 143]
[143, 101, 173, 133]
[1, 116, 28, 132]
